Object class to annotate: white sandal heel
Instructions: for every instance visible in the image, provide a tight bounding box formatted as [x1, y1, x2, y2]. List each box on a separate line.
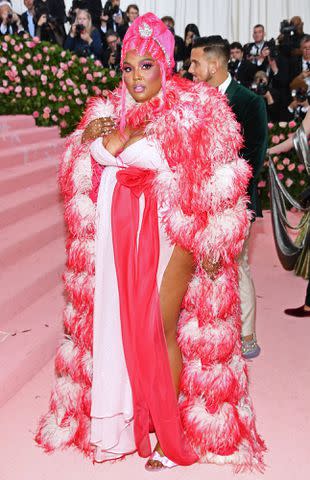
[145, 450, 178, 471]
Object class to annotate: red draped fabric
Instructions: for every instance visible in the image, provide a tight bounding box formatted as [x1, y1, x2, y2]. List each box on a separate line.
[111, 166, 198, 466]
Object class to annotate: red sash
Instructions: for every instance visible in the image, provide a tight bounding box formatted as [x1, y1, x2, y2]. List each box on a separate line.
[111, 166, 197, 465]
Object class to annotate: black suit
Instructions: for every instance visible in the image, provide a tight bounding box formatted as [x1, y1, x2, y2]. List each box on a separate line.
[229, 59, 257, 88]
[244, 41, 269, 71]
[226, 79, 268, 218]
[20, 11, 36, 35]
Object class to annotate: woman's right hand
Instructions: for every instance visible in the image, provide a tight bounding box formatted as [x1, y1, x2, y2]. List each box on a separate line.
[82, 117, 116, 143]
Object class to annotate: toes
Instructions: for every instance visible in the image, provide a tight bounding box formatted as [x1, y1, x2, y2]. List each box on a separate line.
[146, 459, 163, 469]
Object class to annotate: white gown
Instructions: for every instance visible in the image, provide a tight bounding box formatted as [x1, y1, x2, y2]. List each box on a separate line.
[89, 136, 173, 462]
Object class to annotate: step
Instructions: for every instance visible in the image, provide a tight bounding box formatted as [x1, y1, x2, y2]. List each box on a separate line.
[0, 125, 60, 148]
[0, 237, 65, 322]
[0, 137, 65, 168]
[0, 179, 60, 229]
[0, 204, 65, 269]
[0, 115, 35, 130]
[0, 284, 64, 408]
[0, 158, 59, 196]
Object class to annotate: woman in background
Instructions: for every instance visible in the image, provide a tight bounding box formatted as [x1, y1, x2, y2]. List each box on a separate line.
[64, 8, 102, 59]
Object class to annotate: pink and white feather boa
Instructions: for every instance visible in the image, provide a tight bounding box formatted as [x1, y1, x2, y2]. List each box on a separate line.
[36, 76, 265, 471]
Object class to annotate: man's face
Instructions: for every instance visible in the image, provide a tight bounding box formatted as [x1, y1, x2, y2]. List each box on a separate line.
[24, 0, 34, 9]
[112, 0, 120, 7]
[301, 41, 310, 61]
[107, 34, 119, 51]
[253, 26, 264, 43]
[230, 48, 243, 61]
[189, 47, 214, 83]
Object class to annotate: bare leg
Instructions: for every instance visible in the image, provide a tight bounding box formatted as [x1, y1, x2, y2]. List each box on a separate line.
[146, 245, 195, 469]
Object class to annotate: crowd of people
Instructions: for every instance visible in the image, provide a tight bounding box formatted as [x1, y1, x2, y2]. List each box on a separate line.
[1, 1, 309, 123]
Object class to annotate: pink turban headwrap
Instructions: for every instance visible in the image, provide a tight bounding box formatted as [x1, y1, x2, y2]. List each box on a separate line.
[119, 12, 175, 130]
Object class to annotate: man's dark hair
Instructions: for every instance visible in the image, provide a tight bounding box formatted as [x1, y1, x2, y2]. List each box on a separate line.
[161, 16, 175, 27]
[192, 35, 230, 64]
[106, 29, 120, 39]
[126, 4, 139, 13]
[230, 41, 243, 51]
[300, 34, 310, 46]
[253, 24, 264, 30]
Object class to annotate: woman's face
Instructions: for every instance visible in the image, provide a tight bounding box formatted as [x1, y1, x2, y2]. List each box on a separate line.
[77, 12, 89, 27]
[127, 7, 139, 23]
[123, 50, 162, 103]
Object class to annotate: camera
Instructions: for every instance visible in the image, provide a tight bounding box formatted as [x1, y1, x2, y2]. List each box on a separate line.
[103, 1, 119, 18]
[228, 59, 238, 75]
[251, 79, 269, 96]
[265, 38, 279, 60]
[292, 89, 308, 102]
[76, 24, 85, 34]
[280, 20, 296, 36]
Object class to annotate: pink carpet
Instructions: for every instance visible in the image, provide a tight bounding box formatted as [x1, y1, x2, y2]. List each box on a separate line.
[0, 117, 309, 478]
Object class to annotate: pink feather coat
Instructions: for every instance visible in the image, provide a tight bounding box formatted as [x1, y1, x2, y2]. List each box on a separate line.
[36, 76, 265, 471]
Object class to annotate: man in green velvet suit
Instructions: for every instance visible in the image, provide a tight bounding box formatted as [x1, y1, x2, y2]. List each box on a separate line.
[190, 36, 268, 359]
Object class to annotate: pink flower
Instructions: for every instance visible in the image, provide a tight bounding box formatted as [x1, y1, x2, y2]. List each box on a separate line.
[76, 98, 83, 105]
[277, 173, 284, 180]
[79, 57, 87, 64]
[14, 45, 20, 52]
[61, 51, 66, 58]
[277, 163, 284, 170]
[43, 106, 51, 114]
[32, 111, 39, 118]
[279, 133, 285, 140]
[60, 62, 68, 71]
[62, 85, 67, 91]
[2, 80, 8, 87]
[288, 121, 296, 128]
[101, 76, 107, 83]
[66, 78, 75, 87]
[56, 69, 64, 79]
[40, 91, 46, 97]
[51, 114, 58, 122]
[49, 83, 54, 89]
[94, 60, 102, 67]
[101, 89, 109, 97]
[32, 87, 37, 96]
[297, 164, 305, 173]
[43, 46, 49, 53]
[279, 122, 287, 128]
[93, 71, 102, 78]
[258, 180, 266, 188]
[18, 58, 24, 65]
[272, 135, 280, 144]
[86, 73, 93, 81]
[64, 105, 70, 113]
[43, 65, 50, 71]
[60, 120, 67, 128]
[42, 111, 50, 119]
[109, 70, 116, 78]
[0, 56, 7, 64]
[285, 178, 293, 187]
[37, 53, 42, 61]
[25, 52, 31, 60]
[14, 86, 22, 93]
[83, 67, 89, 74]
[288, 163, 295, 171]
[300, 180, 305, 186]
[282, 157, 290, 165]
[40, 74, 48, 83]
[51, 66, 57, 74]
[73, 88, 80, 96]
[58, 107, 65, 115]
[10, 38, 16, 46]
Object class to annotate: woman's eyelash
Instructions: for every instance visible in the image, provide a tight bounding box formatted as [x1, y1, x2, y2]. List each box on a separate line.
[123, 63, 153, 72]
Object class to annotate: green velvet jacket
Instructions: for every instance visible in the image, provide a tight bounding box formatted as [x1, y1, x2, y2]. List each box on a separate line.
[226, 79, 268, 218]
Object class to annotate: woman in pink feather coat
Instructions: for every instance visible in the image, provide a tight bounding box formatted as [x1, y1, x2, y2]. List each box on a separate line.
[36, 12, 265, 472]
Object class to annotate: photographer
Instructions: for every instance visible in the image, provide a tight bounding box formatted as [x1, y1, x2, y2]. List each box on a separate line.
[102, 0, 124, 33]
[244, 24, 269, 69]
[251, 70, 281, 122]
[0, 0, 24, 36]
[21, 0, 36, 37]
[290, 35, 310, 94]
[65, 8, 102, 59]
[34, 1, 65, 46]
[101, 29, 121, 70]
[69, 1, 103, 29]
[278, 16, 307, 59]
[229, 42, 257, 88]
[287, 85, 309, 121]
